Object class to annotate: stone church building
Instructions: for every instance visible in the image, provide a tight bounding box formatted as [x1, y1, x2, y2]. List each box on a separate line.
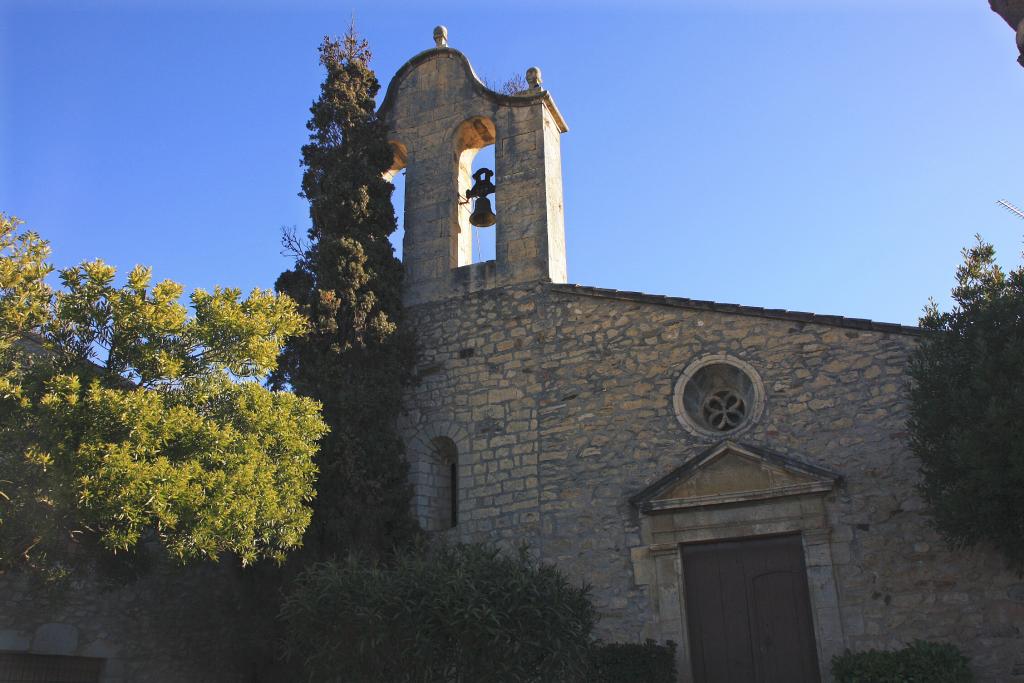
[382, 30, 1024, 682]
[1, 29, 1022, 683]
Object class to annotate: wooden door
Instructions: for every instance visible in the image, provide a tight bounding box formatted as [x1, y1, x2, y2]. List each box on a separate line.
[682, 534, 820, 683]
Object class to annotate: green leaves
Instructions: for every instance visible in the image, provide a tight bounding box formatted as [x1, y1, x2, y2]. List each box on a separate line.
[832, 641, 972, 683]
[274, 26, 415, 561]
[0, 216, 326, 576]
[909, 235, 1024, 572]
[191, 285, 307, 379]
[280, 544, 598, 683]
[56, 375, 324, 564]
[0, 214, 52, 344]
[0, 214, 54, 405]
[590, 641, 677, 683]
[46, 259, 306, 387]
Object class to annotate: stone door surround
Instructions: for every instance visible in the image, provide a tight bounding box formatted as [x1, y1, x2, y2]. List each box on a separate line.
[629, 441, 845, 683]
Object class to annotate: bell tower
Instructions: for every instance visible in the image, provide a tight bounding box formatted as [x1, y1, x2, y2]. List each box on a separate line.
[378, 27, 569, 306]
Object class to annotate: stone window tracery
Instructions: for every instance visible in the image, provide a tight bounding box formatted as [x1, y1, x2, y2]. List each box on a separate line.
[673, 355, 765, 438]
[702, 388, 747, 431]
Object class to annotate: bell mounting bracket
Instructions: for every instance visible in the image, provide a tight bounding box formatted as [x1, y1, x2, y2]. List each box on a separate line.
[466, 168, 495, 200]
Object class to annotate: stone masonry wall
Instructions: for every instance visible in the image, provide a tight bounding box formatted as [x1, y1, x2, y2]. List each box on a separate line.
[0, 561, 281, 682]
[399, 280, 1024, 682]
[379, 47, 568, 307]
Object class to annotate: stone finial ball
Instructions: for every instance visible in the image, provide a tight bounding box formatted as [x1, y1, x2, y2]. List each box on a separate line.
[433, 25, 448, 48]
[526, 66, 542, 88]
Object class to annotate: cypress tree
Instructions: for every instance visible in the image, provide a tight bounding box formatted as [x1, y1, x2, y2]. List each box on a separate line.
[274, 27, 416, 560]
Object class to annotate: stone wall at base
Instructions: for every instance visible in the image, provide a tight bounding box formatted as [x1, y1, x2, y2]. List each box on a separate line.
[0, 561, 281, 682]
[399, 280, 1024, 682]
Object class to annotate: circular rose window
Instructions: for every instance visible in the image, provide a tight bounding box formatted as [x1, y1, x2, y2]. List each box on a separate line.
[673, 355, 765, 438]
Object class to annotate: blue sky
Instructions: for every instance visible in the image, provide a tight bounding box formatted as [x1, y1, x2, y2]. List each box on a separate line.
[2, 1, 1022, 325]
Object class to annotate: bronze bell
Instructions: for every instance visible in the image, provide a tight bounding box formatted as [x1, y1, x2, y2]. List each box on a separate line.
[466, 167, 497, 228]
[470, 196, 496, 227]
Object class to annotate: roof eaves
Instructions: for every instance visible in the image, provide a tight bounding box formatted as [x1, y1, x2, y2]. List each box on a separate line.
[549, 283, 922, 336]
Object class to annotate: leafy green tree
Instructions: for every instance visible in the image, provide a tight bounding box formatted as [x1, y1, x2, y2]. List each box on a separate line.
[0, 214, 52, 401]
[909, 236, 1024, 572]
[0, 213, 327, 575]
[280, 543, 597, 683]
[274, 27, 416, 559]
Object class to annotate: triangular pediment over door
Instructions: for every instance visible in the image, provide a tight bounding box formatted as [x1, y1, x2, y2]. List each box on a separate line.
[630, 440, 841, 514]
[628, 441, 845, 682]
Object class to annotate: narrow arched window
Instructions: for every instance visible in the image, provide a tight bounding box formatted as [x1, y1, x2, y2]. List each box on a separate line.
[429, 437, 459, 530]
[449, 459, 458, 527]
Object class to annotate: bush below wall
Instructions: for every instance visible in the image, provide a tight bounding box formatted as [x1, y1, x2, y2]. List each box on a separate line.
[590, 640, 677, 683]
[831, 640, 972, 682]
[280, 543, 597, 682]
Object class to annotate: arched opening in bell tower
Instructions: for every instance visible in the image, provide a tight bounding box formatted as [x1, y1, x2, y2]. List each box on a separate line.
[452, 116, 497, 267]
[385, 140, 408, 260]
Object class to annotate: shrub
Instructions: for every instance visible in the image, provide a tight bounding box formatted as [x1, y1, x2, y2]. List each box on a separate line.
[909, 237, 1024, 571]
[280, 543, 596, 682]
[590, 639, 677, 683]
[832, 640, 972, 682]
